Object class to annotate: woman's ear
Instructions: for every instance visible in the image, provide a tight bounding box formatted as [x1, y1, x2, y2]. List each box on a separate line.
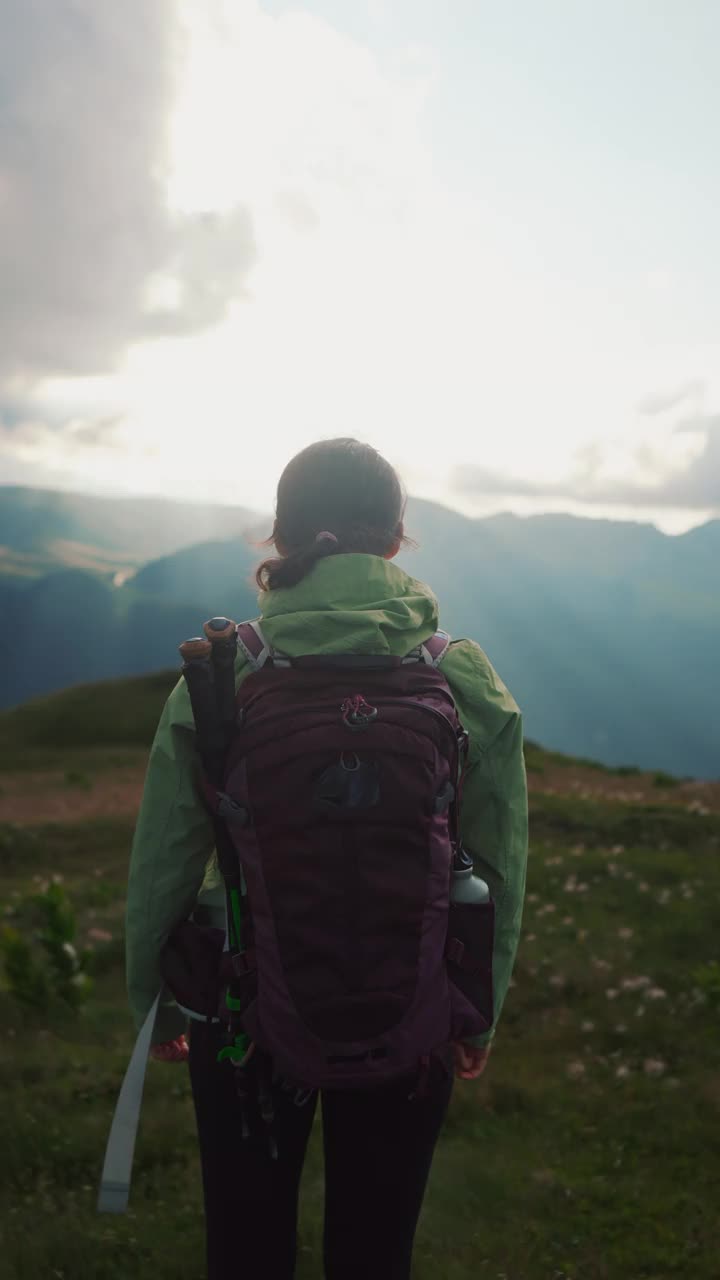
[383, 521, 404, 560]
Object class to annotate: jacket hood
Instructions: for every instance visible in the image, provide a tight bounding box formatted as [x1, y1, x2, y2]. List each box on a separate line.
[257, 554, 439, 656]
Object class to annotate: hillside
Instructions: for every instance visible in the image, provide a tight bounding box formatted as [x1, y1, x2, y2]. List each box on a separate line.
[0, 674, 719, 1279]
[1, 487, 718, 777]
[0, 484, 262, 579]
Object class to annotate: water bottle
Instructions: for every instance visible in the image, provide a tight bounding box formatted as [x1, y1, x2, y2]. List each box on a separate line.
[447, 846, 494, 1039]
[450, 845, 490, 904]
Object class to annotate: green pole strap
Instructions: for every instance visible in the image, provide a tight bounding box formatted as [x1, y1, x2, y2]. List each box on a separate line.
[229, 886, 243, 951]
[97, 992, 160, 1214]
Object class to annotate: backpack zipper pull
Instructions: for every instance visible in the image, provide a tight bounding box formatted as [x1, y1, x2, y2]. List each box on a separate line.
[341, 694, 378, 729]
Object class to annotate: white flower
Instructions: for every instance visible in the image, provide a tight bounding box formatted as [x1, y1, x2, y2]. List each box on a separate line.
[643, 1058, 666, 1077]
[618, 928, 634, 940]
[620, 976, 652, 991]
[566, 1061, 586, 1078]
[606, 989, 619, 1000]
[581, 1020, 595, 1032]
[615, 1064, 631, 1079]
[645, 987, 667, 1001]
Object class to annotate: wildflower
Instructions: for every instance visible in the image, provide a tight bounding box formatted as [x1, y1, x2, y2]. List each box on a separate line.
[549, 974, 566, 988]
[562, 916, 574, 926]
[643, 1058, 666, 1077]
[571, 843, 585, 856]
[566, 1061, 586, 1078]
[563, 875, 578, 893]
[581, 1020, 595, 1032]
[618, 927, 634, 940]
[544, 856, 563, 867]
[88, 928, 113, 944]
[525, 933, 536, 942]
[615, 1024, 627, 1033]
[612, 844, 625, 855]
[657, 889, 671, 905]
[638, 882, 650, 893]
[645, 987, 667, 1001]
[615, 1064, 631, 1079]
[620, 976, 651, 991]
[592, 957, 611, 971]
[526, 893, 539, 903]
[606, 988, 619, 1000]
[576, 929, 588, 942]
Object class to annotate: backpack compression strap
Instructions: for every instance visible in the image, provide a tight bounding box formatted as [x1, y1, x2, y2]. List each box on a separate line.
[236, 621, 451, 670]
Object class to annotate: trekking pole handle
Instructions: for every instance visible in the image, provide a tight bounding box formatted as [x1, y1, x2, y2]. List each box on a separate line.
[179, 637, 213, 662]
[203, 617, 237, 643]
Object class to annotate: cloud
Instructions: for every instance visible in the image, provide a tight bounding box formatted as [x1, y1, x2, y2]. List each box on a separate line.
[451, 415, 720, 510]
[0, 0, 255, 387]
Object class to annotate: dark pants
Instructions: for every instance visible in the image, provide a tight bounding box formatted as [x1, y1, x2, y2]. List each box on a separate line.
[188, 1023, 454, 1280]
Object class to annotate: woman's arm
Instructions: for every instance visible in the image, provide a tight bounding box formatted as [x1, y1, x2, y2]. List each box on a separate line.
[442, 640, 529, 1051]
[125, 678, 216, 1045]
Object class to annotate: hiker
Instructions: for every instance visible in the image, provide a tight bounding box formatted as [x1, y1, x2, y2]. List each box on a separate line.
[125, 437, 528, 1279]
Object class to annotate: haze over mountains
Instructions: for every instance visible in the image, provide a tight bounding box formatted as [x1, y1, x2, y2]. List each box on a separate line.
[0, 485, 717, 779]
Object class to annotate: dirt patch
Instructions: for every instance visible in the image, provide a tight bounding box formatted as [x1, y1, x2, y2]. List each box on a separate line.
[527, 764, 720, 814]
[0, 768, 145, 823]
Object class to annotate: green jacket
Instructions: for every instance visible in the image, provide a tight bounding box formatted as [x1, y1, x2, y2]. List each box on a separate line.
[126, 554, 528, 1049]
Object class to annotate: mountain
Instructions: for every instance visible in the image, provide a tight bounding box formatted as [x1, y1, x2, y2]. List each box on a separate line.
[0, 487, 717, 777]
[0, 485, 262, 579]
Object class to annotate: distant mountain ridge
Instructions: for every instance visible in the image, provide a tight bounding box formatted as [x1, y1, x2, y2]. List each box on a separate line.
[0, 486, 717, 778]
[0, 484, 262, 578]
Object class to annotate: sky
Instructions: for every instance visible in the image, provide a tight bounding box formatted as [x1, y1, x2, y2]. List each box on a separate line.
[1, 0, 719, 533]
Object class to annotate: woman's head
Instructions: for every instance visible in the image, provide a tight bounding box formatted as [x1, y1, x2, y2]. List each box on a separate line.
[256, 438, 409, 591]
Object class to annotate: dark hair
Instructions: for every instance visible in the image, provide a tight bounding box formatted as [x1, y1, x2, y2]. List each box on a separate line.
[256, 438, 412, 591]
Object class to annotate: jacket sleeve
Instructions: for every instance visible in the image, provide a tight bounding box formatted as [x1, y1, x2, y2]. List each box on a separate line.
[125, 677, 216, 1045]
[443, 640, 529, 1049]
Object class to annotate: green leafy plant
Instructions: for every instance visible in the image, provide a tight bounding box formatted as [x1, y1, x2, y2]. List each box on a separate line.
[691, 960, 720, 1009]
[0, 881, 93, 1011]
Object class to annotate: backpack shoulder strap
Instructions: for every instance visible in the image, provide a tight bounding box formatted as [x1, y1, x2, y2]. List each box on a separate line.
[411, 629, 452, 668]
[236, 620, 273, 671]
[237, 622, 451, 670]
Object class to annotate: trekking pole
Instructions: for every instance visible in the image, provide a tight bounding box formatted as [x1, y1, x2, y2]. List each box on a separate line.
[203, 617, 238, 745]
[179, 635, 250, 1069]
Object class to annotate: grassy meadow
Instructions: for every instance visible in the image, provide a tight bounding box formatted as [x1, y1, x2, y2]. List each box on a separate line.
[0, 677, 719, 1279]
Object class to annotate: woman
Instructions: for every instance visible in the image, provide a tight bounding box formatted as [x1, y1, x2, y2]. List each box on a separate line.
[126, 437, 528, 1279]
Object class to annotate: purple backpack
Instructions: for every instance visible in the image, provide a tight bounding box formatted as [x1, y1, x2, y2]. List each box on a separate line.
[197, 620, 494, 1091]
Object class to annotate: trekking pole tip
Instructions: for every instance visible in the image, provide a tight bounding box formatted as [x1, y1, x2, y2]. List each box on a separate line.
[203, 617, 237, 642]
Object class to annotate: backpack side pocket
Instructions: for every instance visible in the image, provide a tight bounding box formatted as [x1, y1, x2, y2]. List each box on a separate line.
[446, 899, 495, 1040]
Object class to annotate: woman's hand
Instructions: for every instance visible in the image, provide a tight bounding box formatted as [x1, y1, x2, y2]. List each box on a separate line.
[452, 1041, 491, 1080]
[150, 1034, 189, 1063]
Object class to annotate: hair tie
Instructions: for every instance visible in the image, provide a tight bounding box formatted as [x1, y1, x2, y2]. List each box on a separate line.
[315, 531, 339, 546]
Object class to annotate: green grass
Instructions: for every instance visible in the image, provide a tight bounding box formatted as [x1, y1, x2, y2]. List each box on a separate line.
[1, 798, 719, 1280]
[0, 671, 176, 770]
